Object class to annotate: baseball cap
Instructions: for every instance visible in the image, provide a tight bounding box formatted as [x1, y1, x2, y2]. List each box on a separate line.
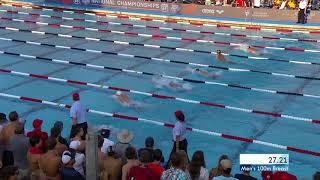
[100, 128, 110, 138]
[62, 151, 75, 164]
[32, 119, 43, 129]
[175, 110, 185, 121]
[72, 93, 80, 100]
[220, 159, 232, 170]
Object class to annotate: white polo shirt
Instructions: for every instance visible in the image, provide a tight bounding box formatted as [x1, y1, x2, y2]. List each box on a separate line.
[70, 101, 87, 124]
[101, 138, 115, 154]
[172, 121, 187, 141]
[299, 0, 307, 9]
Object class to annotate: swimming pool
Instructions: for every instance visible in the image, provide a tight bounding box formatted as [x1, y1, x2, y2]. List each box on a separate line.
[0, 3, 319, 178]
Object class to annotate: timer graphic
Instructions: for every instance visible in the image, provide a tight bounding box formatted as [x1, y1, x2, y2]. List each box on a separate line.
[239, 154, 289, 172]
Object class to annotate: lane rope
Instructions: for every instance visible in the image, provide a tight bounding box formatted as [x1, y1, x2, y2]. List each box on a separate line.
[1, 67, 319, 124]
[0, 92, 319, 157]
[2, 26, 320, 81]
[2, 2, 320, 34]
[0, 8, 319, 44]
[1, 17, 320, 66]
[1, 10, 320, 54]
[1, 38, 320, 99]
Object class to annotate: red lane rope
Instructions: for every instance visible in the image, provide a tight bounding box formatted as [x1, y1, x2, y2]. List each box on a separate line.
[0, 67, 319, 124]
[1, 9, 320, 52]
[0, 92, 319, 157]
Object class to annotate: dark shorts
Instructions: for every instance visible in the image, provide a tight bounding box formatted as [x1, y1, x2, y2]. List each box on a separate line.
[168, 139, 189, 163]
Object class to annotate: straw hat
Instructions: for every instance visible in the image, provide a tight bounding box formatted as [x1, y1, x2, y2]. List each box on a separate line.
[117, 129, 134, 144]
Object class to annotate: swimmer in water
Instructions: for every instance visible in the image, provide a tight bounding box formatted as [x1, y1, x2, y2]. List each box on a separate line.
[237, 43, 262, 55]
[193, 68, 221, 79]
[115, 91, 130, 105]
[114, 91, 147, 109]
[169, 81, 183, 89]
[152, 77, 192, 91]
[216, 50, 229, 62]
[247, 46, 258, 54]
[194, 68, 209, 76]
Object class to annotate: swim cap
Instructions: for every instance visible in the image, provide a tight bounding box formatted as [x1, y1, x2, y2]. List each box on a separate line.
[116, 91, 122, 96]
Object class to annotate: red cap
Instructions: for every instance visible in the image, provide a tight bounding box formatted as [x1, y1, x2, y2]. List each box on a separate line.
[72, 93, 80, 101]
[175, 110, 185, 121]
[32, 119, 43, 129]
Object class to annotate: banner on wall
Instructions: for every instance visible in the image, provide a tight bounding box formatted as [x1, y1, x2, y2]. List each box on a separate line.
[47, 0, 320, 23]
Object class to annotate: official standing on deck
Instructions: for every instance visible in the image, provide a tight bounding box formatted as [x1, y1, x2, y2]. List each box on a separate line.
[70, 93, 87, 140]
[297, 0, 308, 24]
[169, 110, 189, 162]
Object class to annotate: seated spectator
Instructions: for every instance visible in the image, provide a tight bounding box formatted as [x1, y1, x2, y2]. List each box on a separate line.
[0, 111, 20, 146]
[209, 154, 229, 178]
[61, 150, 85, 180]
[2, 150, 14, 167]
[261, 171, 273, 180]
[49, 126, 67, 156]
[27, 135, 44, 180]
[53, 121, 68, 146]
[0, 113, 8, 134]
[39, 138, 61, 179]
[101, 146, 122, 180]
[314, 171, 320, 180]
[122, 146, 139, 180]
[272, 172, 297, 180]
[97, 135, 106, 173]
[177, 150, 189, 172]
[213, 159, 237, 180]
[127, 149, 157, 180]
[27, 119, 48, 152]
[161, 151, 191, 180]
[188, 150, 209, 180]
[114, 129, 134, 163]
[8, 122, 29, 179]
[99, 128, 114, 154]
[235, 168, 257, 180]
[138, 136, 155, 163]
[0, 113, 8, 161]
[147, 149, 165, 179]
[69, 139, 85, 176]
[0, 165, 19, 180]
[70, 126, 85, 152]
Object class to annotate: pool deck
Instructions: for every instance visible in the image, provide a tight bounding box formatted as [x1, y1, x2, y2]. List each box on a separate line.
[1, 0, 320, 32]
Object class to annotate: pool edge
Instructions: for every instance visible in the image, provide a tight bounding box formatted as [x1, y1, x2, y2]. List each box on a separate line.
[1, 0, 320, 32]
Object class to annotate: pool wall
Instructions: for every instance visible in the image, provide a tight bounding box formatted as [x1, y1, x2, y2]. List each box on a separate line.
[2, 0, 320, 30]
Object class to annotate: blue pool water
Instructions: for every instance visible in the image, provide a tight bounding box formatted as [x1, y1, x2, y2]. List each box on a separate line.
[0, 4, 320, 178]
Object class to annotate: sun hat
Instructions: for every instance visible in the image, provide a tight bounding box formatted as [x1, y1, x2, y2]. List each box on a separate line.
[117, 129, 134, 144]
